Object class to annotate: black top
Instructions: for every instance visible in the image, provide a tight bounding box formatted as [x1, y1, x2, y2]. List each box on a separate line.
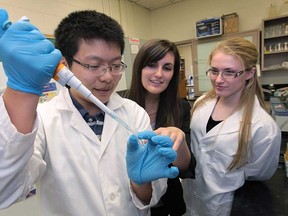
[152, 99, 195, 216]
[206, 115, 223, 133]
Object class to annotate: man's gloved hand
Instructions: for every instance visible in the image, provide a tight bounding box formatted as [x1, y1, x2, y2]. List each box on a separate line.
[126, 130, 179, 185]
[0, 8, 11, 38]
[0, 18, 62, 95]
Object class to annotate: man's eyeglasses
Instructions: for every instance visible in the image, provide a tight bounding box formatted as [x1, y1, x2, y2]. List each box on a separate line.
[206, 68, 250, 80]
[66, 57, 127, 77]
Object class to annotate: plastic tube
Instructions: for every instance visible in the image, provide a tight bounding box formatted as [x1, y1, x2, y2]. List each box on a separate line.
[54, 64, 143, 146]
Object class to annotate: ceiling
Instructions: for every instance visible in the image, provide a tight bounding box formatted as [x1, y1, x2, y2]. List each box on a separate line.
[128, 0, 185, 10]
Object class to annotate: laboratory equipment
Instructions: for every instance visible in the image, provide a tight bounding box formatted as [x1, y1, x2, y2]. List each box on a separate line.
[54, 64, 143, 146]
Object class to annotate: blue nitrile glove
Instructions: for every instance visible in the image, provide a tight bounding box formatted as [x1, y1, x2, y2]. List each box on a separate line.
[0, 8, 11, 38]
[0, 17, 62, 95]
[126, 130, 179, 185]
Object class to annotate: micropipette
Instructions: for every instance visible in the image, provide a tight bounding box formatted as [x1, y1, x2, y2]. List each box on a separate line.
[0, 10, 143, 147]
[54, 64, 144, 147]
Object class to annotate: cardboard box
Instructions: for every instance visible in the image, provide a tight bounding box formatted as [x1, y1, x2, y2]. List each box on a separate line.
[222, 13, 239, 34]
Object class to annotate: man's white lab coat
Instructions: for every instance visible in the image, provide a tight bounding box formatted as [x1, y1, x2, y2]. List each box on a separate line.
[0, 87, 167, 215]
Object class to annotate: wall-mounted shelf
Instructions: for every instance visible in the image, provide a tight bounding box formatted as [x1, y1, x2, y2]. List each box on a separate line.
[262, 15, 288, 71]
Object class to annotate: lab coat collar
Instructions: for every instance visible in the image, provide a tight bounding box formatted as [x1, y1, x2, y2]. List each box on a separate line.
[51, 87, 101, 144]
[200, 96, 262, 140]
[51, 87, 129, 155]
[200, 98, 243, 139]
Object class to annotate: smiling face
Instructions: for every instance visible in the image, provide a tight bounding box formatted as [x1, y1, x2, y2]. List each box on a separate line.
[67, 38, 122, 113]
[210, 52, 254, 103]
[141, 52, 175, 97]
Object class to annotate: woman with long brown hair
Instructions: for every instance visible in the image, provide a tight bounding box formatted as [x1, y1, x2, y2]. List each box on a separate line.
[127, 39, 196, 216]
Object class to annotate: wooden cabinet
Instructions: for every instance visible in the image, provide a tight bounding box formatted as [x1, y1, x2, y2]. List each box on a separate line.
[178, 58, 195, 99]
[178, 58, 187, 99]
[262, 15, 288, 71]
[180, 58, 185, 71]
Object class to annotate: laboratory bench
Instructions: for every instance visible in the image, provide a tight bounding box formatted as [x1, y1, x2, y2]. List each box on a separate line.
[231, 132, 288, 216]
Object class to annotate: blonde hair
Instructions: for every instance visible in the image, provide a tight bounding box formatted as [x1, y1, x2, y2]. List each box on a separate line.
[192, 37, 266, 170]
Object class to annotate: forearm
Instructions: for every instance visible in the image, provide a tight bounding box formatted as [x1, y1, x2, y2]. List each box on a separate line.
[130, 181, 152, 205]
[3, 87, 39, 134]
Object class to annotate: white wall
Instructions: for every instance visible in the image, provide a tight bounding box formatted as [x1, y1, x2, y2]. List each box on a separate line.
[0, 0, 152, 91]
[150, 0, 285, 41]
[0, 0, 151, 39]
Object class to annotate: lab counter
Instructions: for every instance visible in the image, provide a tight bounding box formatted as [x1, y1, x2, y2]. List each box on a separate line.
[231, 131, 288, 216]
[231, 165, 288, 216]
[231, 128, 288, 216]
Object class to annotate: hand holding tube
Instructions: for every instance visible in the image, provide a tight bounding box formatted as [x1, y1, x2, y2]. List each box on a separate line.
[0, 9, 62, 95]
[126, 130, 179, 184]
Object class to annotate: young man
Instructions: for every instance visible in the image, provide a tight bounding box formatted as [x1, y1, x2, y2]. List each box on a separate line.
[0, 9, 189, 215]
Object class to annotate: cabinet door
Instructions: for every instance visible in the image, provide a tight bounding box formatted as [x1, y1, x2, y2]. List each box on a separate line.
[192, 29, 259, 96]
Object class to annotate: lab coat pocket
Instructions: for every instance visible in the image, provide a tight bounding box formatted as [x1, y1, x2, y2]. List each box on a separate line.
[207, 150, 243, 190]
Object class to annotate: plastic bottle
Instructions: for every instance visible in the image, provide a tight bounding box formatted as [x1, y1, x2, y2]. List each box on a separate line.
[269, 84, 276, 96]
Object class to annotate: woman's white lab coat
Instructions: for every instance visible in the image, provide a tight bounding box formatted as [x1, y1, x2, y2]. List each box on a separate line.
[182, 96, 281, 216]
[0, 88, 167, 216]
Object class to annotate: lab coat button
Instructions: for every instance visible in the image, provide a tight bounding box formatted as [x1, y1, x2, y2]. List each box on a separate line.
[110, 193, 116, 201]
[200, 147, 205, 151]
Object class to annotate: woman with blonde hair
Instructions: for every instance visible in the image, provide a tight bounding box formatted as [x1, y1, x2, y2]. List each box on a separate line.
[183, 37, 281, 216]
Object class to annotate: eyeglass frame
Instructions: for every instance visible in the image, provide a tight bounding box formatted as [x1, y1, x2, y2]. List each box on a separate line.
[66, 56, 127, 77]
[206, 67, 252, 80]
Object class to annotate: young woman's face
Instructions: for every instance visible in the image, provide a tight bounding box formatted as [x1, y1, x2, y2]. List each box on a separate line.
[141, 52, 175, 95]
[209, 52, 252, 101]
